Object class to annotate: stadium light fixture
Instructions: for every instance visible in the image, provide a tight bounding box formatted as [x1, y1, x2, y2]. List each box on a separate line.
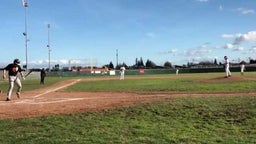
[47, 24, 51, 71]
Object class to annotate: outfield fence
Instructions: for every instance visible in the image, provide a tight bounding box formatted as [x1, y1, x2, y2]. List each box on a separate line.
[45, 66, 255, 77]
[0, 65, 255, 78]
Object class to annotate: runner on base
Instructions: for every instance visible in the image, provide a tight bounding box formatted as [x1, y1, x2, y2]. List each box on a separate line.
[2, 59, 25, 101]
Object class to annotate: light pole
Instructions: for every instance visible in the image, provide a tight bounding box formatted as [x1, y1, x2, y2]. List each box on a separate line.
[116, 49, 118, 69]
[22, 0, 29, 70]
[47, 24, 51, 71]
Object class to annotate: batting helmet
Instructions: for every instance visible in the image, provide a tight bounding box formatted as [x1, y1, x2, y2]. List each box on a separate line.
[13, 59, 20, 64]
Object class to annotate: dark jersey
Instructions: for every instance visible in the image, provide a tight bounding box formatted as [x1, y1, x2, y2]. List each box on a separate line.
[40, 69, 46, 77]
[4, 64, 22, 76]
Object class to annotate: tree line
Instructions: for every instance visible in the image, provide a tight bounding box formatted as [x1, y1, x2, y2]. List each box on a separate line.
[105, 57, 256, 70]
[106, 57, 174, 70]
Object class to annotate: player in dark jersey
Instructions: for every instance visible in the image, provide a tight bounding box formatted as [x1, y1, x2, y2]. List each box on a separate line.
[40, 68, 46, 84]
[2, 59, 25, 101]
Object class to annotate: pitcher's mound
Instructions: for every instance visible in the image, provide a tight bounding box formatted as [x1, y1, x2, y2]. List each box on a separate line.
[203, 75, 247, 83]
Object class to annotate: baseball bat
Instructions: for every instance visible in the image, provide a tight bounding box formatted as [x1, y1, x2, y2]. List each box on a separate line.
[24, 70, 33, 78]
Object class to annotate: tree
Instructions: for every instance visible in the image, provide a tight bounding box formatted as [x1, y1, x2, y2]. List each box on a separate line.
[133, 57, 145, 68]
[116, 62, 127, 69]
[214, 58, 218, 65]
[145, 59, 156, 68]
[53, 64, 60, 71]
[249, 58, 256, 64]
[199, 61, 212, 65]
[109, 61, 114, 69]
[135, 58, 138, 67]
[139, 57, 144, 67]
[164, 61, 172, 68]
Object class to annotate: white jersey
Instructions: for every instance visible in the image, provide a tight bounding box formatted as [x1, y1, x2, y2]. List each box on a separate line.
[224, 58, 229, 67]
[240, 64, 245, 72]
[120, 66, 125, 72]
[119, 66, 126, 80]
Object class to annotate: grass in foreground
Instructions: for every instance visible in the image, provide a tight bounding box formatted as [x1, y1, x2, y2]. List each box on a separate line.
[0, 96, 255, 144]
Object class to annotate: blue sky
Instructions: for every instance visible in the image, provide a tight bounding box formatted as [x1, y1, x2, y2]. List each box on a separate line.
[0, 0, 256, 68]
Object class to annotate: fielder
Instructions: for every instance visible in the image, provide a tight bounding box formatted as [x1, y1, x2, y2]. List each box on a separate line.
[224, 56, 231, 78]
[2, 59, 25, 101]
[240, 61, 246, 75]
[176, 68, 179, 75]
[119, 66, 126, 80]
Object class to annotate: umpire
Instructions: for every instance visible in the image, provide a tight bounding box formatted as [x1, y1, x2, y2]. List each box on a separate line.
[40, 68, 46, 84]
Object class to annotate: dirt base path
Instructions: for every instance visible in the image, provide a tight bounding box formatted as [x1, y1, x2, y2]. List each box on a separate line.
[0, 78, 255, 119]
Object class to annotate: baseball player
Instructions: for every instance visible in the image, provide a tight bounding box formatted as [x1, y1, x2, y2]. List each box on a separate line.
[119, 66, 126, 80]
[240, 61, 246, 75]
[176, 68, 179, 75]
[224, 56, 231, 78]
[2, 59, 25, 101]
[40, 68, 46, 84]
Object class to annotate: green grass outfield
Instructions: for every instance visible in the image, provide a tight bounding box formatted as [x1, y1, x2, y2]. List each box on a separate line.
[66, 72, 256, 93]
[0, 72, 255, 143]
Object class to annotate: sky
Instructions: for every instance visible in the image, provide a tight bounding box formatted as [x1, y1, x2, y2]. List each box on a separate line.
[0, 0, 256, 69]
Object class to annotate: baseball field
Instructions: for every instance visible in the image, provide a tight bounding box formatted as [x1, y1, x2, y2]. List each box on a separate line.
[0, 72, 255, 143]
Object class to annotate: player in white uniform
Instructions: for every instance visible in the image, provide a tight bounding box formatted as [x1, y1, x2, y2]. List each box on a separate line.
[224, 56, 231, 78]
[119, 66, 126, 80]
[240, 61, 246, 75]
[176, 68, 179, 75]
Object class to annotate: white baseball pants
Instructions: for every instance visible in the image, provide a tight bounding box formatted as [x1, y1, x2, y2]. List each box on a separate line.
[7, 76, 22, 99]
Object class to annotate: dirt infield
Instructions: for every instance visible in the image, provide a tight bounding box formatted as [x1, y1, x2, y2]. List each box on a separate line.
[0, 78, 255, 119]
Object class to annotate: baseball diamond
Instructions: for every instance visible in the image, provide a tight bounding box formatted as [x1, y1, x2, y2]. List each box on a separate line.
[0, 75, 256, 119]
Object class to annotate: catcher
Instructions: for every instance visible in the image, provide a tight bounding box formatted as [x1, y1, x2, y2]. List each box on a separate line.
[2, 59, 25, 101]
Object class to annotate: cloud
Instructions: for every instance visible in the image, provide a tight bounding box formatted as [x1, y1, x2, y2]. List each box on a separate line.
[234, 31, 256, 45]
[223, 43, 234, 49]
[196, 0, 209, 2]
[236, 8, 255, 14]
[25, 59, 89, 68]
[159, 49, 178, 55]
[221, 34, 234, 39]
[233, 46, 244, 51]
[222, 43, 245, 52]
[222, 44, 248, 54]
[249, 46, 256, 53]
[168, 49, 178, 54]
[184, 45, 212, 57]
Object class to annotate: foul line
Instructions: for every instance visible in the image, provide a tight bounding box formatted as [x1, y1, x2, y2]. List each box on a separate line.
[33, 79, 81, 98]
[15, 98, 85, 104]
